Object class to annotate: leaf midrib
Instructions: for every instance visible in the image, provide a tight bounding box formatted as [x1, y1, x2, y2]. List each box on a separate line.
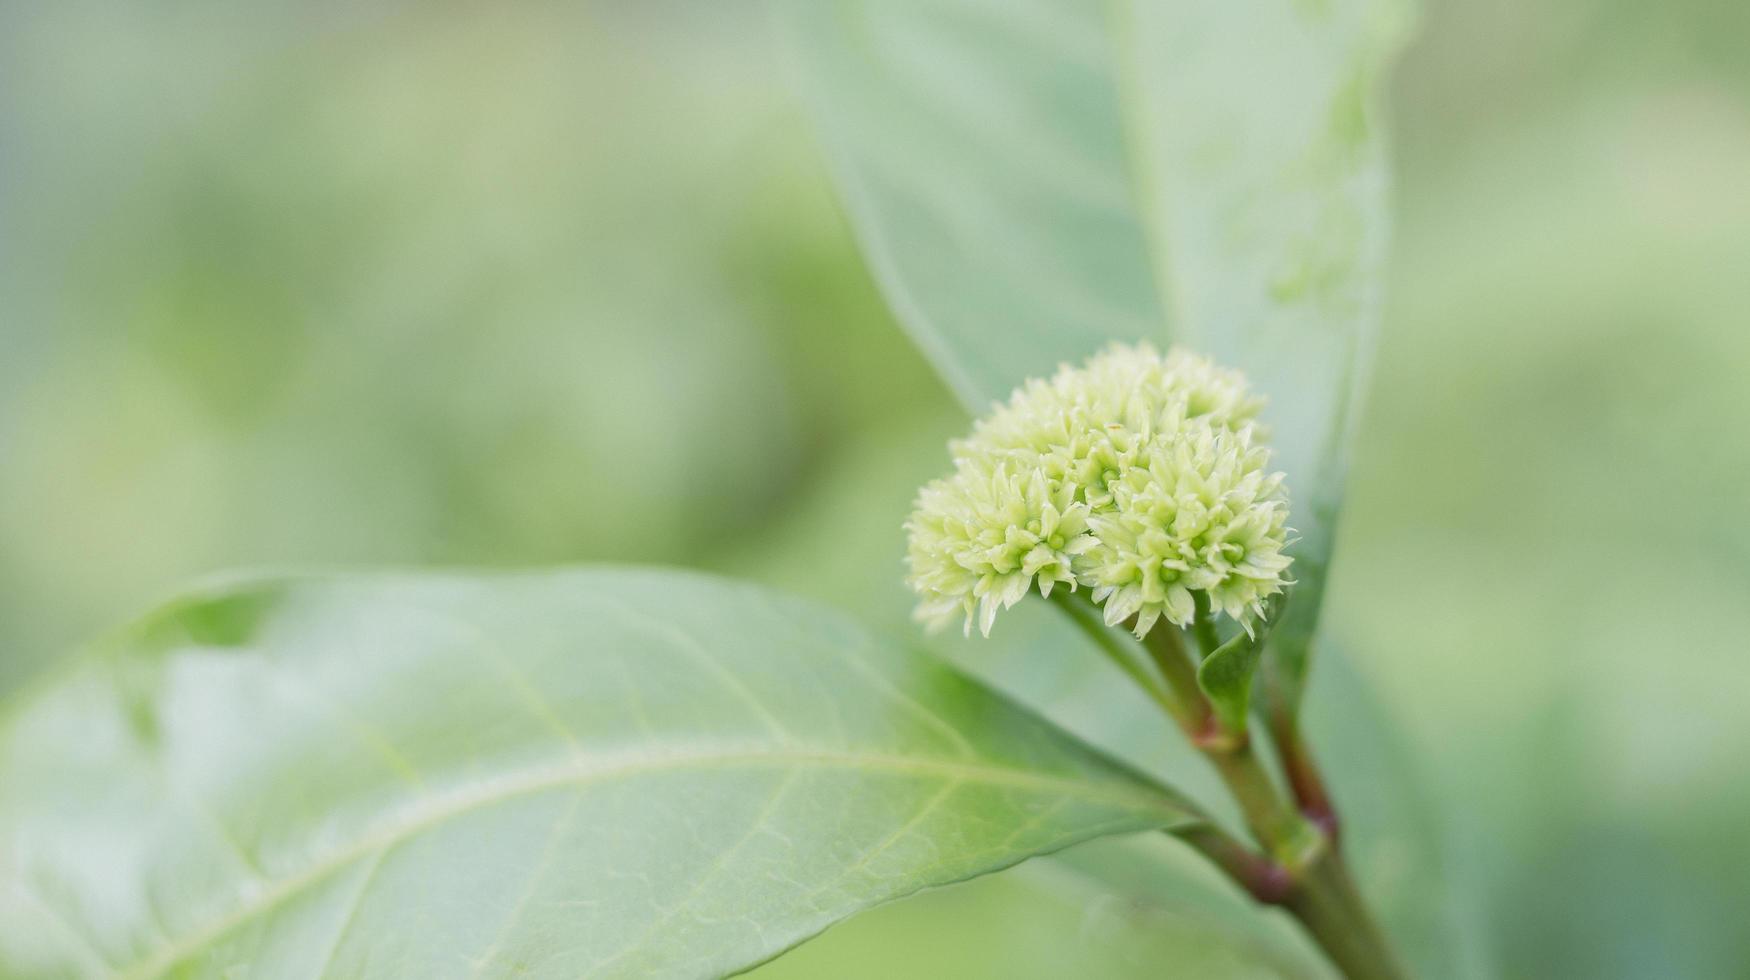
[119, 744, 1189, 979]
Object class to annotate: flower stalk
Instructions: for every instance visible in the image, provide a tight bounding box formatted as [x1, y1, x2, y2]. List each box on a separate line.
[1138, 610, 1311, 860]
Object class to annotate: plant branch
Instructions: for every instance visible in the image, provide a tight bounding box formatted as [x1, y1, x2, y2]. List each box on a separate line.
[1052, 591, 1404, 979]
[1286, 850, 1409, 980]
[1172, 823, 1292, 905]
[1175, 815, 1406, 980]
[1140, 625, 1315, 862]
[1138, 619, 1403, 979]
[1269, 705, 1340, 842]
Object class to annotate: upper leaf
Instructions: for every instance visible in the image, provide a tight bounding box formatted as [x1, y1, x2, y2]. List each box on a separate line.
[774, 0, 1408, 709]
[0, 569, 1193, 979]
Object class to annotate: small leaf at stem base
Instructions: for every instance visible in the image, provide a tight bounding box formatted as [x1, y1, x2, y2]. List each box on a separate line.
[1198, 632, 1263, 735]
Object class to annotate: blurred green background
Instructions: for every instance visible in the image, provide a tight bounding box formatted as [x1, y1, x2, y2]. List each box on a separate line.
[3, 1, 1747, 977]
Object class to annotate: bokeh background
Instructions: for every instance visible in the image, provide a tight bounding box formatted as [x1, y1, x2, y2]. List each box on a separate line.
[2, 1, 1747, 977]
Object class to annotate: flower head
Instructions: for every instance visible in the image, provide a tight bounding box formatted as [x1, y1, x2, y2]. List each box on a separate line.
[905, 458, 1095, 637]
[904, 342, 1291, 638]
[1080, 422, 1292, 636]
[953, 343, 1265, 508]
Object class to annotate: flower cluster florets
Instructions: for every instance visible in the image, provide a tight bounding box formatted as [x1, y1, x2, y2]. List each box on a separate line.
[905, 343, 1293, 639]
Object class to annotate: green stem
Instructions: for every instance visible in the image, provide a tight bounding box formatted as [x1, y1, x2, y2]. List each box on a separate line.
[1287, 851, 1410, 980]
[1174, 822, 1405, 980]
[1191, 595, 1224, 659]
[1206, 744, 1320, 863]
[1049, 590, 1178, 721]
[1138, 623, 1404, 979]
[1137, 621, 1215, 735]
[1050, 594, 1403, 977]
[1141, 626, 1312, 861]
[1172, 823, 1292, 904]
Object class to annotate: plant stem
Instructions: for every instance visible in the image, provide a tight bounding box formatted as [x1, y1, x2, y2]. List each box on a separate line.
[1137, 620, 1215, 735]
[1173, 823, 1292, 904]
[1140, 624, 1405, 979]
[1286, 850, 1409, 980]
[1049, 594, 1404, 977]
[1191, 596, 1224, 659]
[1174, 819, 1406, 980]
[1270, 706, 1340, 841]
[1140, 625, 1317, 855]
[1205, 745, 1320, 861]
[1175, 819, 1407, 980]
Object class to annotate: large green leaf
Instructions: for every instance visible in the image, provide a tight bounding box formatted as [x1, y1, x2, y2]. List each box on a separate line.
[0, 569, 1195, 979]
[774, 0, 1408, 708]
[750, 834, 1333, 979]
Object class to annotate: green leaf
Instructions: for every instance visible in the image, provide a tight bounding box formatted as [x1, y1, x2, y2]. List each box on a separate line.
[774, 0, 1410, 710]
[0, 569, 1195, 979]
[1197, 633, 1263, 735]
[749, 835, 1333, 980]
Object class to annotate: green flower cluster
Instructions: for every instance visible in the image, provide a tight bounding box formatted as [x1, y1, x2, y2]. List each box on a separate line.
[905, 343, 1292, 638]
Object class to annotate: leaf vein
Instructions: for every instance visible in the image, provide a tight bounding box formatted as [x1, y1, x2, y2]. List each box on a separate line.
[118, 747, 1184, 979]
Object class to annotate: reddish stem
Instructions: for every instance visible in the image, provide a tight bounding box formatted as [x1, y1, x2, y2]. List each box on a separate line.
[1272, 710, 1340, 845]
